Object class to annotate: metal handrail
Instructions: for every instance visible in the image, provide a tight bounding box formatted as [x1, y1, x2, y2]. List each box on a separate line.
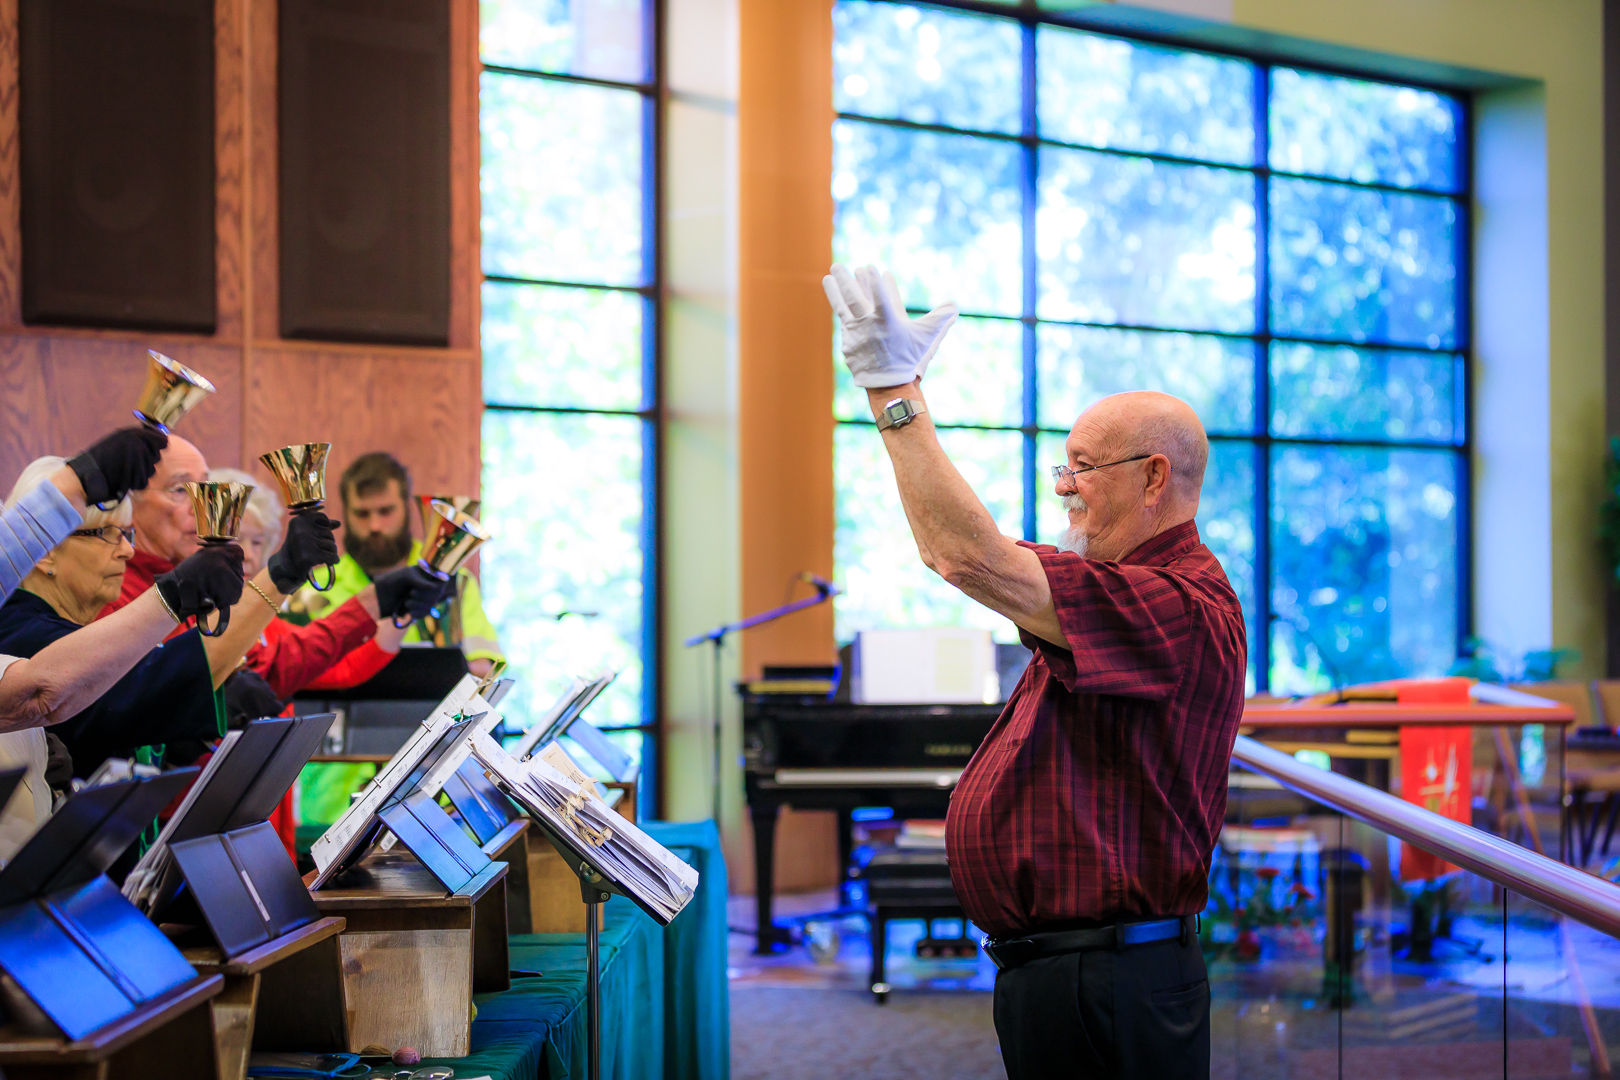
[1230, 735, 1620, 938]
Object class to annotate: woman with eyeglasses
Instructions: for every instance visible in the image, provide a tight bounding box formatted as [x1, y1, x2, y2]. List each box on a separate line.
[0, 442, 245, 861]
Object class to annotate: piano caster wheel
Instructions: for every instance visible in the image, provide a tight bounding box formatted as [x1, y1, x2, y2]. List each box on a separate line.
[871, 982, 890, 1005]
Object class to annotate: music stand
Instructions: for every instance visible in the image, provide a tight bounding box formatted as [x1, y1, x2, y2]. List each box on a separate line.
[0, 769, 201, 1041]
[313, 716, 495, 893]
[126, 715, 333, 925]
[472, 735, 696, 1080]
[309, 673, 490, 886]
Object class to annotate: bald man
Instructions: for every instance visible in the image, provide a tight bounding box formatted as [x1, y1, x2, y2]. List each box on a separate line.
[112, 434, 209, 609]
[826, 265, 1246, 1080]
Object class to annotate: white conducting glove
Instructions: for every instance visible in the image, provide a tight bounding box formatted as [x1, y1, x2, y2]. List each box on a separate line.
[823, 263, 958, 389]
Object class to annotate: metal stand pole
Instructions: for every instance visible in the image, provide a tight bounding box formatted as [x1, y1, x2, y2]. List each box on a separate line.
[579, 869, 610, 1080]
[586, 897, 601, 1080]
[710, 634, 724, 824]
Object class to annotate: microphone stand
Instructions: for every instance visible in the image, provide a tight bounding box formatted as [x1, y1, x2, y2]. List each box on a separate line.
[684, 577, 838, 824]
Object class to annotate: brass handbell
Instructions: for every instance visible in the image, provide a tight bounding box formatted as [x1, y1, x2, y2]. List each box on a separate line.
[415, 494, 480, 537]
[183, 480, 254, 637]
[259, 442, 336, 591]
[135, 351, 216, 433]
[396, 500, 491, 628]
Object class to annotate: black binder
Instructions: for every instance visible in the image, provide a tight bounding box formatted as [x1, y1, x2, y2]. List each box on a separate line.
[173, 714, 335, 842]
[170, 821, 320, 958]
[136, 715, 332, 919]
[441, 759, 519, 847]
[0, 769, 196, 907]
[0, 771, 201, 1042]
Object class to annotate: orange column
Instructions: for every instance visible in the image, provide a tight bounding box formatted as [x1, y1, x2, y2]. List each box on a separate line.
[736, 0, 837, 679]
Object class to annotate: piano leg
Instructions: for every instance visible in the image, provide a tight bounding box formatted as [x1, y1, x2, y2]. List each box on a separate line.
[837, 810, 854, 905]
[751, 800, 786, 955]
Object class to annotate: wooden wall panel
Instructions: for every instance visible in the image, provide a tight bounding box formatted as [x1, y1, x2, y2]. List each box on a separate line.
[0, 333, 244, 484]
[242, 344, 480, 500]
[736, 0, 836, 678]
[0, 0, 481, 519]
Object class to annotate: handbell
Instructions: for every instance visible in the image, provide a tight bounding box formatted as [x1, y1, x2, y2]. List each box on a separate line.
[259, 443, 336, 592]
[183, 480, 254, 637]
[415, 494, 480, 537]
[135, 351, 216, 433]
[396, 500, 491, 628]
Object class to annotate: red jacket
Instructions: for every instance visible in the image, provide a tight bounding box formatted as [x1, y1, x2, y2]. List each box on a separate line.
[102, 549, 390, 696]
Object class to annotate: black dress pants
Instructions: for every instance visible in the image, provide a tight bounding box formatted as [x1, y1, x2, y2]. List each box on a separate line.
[992, 930, 1209, 1080]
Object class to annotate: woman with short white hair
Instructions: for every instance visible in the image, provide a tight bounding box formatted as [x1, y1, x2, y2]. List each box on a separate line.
[0, 452, 244, 861]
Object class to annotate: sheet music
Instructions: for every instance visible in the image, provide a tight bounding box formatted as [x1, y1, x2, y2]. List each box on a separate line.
[472, 733, 696, 925]
[122, 731, 243, 913]
[376, 703, 504, 853]
[309, 674, 485, 884]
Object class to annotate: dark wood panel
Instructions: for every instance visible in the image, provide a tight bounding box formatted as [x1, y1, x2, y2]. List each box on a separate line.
[0, 332, 243, 487]
[243, 344, 479, 500]
[0, 0, 19, 328]
[248, 0, 279, 341]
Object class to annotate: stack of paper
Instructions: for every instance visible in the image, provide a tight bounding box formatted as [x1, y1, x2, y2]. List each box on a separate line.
[472, 732, 696, 926]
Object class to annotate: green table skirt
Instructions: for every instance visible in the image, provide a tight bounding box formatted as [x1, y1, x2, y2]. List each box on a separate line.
[416, 820, 729, 1080]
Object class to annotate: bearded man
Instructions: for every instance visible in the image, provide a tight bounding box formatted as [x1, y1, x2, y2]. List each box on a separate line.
[824, 263, 1246, 1080]
[298, 452, 502, 676]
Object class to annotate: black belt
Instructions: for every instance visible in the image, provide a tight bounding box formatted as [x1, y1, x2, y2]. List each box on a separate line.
[982, 916, 1194, 971]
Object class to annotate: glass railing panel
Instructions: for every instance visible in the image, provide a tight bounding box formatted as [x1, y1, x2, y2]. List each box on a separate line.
[1505, 889, 1617, 1078]
[1211, 770, 1512, 1077]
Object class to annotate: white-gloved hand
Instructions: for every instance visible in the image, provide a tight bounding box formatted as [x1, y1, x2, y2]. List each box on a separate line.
[823, 263, 959, 389]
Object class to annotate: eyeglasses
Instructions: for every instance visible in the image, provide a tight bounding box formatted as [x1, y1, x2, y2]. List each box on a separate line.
[1050, 455, 1153, 484]
[70, 525, 136, 546]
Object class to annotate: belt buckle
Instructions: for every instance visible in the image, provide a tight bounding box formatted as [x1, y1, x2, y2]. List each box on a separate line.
[985, 935, 1037, 971]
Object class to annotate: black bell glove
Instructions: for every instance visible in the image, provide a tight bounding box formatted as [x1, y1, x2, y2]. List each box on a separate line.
[155, 543, 245, 621]
[222, 668, 284, 729]
[266, 509, 340, 594]
[67, 426, 168, 506]
[374, 565, 457, 622]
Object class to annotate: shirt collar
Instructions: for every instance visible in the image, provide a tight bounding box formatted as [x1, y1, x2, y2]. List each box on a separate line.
[1119, 519, 1200, 568]
[128, 548, 178, 581]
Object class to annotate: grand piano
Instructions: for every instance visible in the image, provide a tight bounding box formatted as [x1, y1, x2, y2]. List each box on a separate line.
[742, 686, 1005, 954]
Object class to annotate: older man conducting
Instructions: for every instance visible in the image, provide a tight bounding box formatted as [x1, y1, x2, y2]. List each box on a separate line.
[824, 264, 1246, 1080]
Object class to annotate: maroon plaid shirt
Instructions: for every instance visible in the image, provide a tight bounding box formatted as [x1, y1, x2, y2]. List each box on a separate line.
[945, 520, 1246, 937]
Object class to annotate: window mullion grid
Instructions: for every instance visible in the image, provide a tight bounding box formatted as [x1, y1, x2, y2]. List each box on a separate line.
[642, 0, 666, 818]
[1453, 92, 1474, 658]
[1020, 18, 1039, 543]
[1252, 63, 1273, 694]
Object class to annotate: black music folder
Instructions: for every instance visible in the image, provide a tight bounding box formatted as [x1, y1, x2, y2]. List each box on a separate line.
[0, 770, 202, 1042]
[170, 821, 320, 958]
[124, 714, 333, 922]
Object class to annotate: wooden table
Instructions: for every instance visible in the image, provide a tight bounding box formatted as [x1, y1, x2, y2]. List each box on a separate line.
[176, 917, 348, 1080]
[306, 853, 509, 1057]
[481, 818, 534, 934]
[0, 975, 224, 1080]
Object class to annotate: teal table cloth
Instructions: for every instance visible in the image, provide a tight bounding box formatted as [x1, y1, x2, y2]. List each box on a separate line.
[416, 819, 729, 1080]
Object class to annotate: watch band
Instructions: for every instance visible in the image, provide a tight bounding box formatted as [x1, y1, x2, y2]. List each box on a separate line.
[876, 398, 926, 432]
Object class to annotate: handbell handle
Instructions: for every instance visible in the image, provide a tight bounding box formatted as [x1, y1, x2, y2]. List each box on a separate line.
[391, 559, 449, 629]
[308, 563, 335, 592]
[197, 601, 230, 638]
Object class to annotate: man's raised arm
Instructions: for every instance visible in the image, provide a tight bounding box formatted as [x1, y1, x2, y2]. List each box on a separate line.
[824, 263, 1066, 648]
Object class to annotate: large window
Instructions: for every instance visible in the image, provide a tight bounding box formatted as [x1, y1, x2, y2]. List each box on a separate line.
[478, 0, 660, 789]
[832, 2, 1468, 694]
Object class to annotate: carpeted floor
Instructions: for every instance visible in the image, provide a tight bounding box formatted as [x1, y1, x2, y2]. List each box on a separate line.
[728, 890, 1005, 1079]
[729, 986, 1004, 1080]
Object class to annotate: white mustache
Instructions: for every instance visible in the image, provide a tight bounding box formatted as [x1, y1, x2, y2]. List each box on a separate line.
[1063, 492, 1088, 513]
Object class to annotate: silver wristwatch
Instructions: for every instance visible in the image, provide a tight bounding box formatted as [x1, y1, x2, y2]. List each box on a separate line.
[876, 398, 926, 432]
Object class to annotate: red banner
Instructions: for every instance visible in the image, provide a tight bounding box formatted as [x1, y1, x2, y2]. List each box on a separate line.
[1399, 724, 1472, 880]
